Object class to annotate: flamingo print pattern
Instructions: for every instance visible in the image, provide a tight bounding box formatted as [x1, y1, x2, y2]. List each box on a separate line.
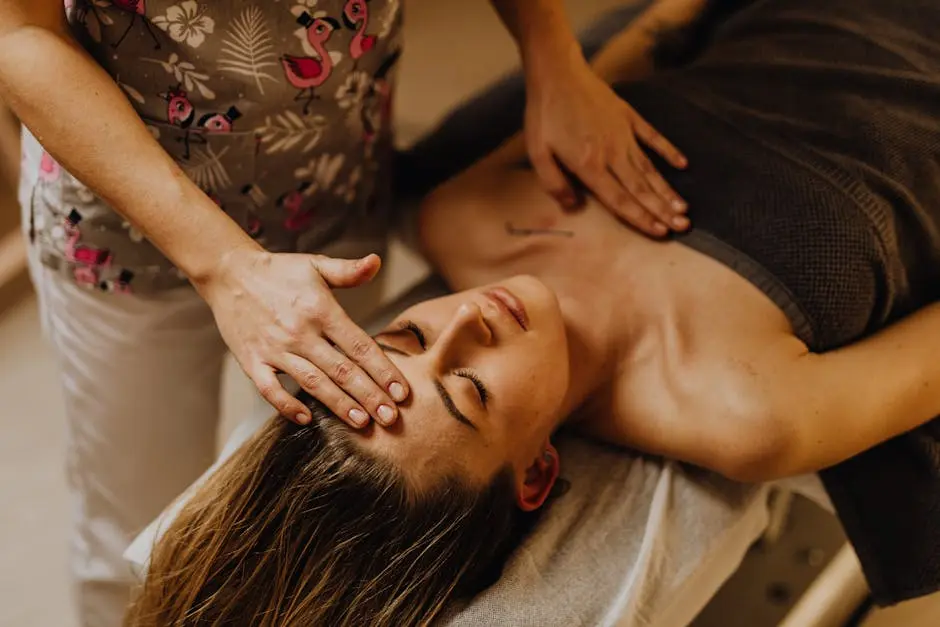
[110, 0, 161, 50]
[278, 182, 315, 231]
[342, 0, 376, 65]
[30, 0, 401, 293]
[281, 12, 342, 115]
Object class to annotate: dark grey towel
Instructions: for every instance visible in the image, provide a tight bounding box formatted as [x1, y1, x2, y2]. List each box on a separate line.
[616, 0, 940, 605]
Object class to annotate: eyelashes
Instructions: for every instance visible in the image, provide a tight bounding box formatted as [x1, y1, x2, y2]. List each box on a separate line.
[455, 368, 488, 406]
[398, 319, 427, 350]
[395, 319, 489, 407]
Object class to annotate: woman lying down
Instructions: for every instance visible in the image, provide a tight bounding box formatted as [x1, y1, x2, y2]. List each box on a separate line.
[128, 0, 940, 624]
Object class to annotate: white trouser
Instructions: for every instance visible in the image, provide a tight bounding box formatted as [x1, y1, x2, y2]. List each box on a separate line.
[29, 261, 228, 627]
[26, 255, 389, 627]
[20, 132, 390, 627]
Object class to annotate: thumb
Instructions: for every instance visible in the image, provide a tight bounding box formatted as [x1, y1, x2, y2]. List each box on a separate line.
[313, 253, 381, 289]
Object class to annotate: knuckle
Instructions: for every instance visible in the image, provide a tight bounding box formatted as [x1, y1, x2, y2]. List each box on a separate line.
[348, 338, 373, 360]
[363, 389, 386, 410]
[333, 360, 355, 384]
[257, 383, 278, 401]
[373, 368, 395, 386]
[300, 370, 323, 391]
[301, 296, 328, 320]
[283, 322, 305, 343]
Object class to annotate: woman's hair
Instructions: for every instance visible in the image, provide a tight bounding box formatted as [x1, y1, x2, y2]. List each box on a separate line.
[126, 400, 534, 627]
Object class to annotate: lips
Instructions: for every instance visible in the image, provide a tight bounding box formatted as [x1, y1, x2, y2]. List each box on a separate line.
[484, 287, 529, 331]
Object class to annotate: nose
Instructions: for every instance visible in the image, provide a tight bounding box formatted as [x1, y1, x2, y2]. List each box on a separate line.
[431, 302, 493, 365]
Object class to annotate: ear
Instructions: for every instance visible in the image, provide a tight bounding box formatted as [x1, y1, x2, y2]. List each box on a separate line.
[516, 442, 560, 512]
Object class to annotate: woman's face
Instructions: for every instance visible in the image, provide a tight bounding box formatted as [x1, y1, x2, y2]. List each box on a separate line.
[355, 275, 570, 507]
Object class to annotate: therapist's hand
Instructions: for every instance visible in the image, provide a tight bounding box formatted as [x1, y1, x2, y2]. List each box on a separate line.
[199, 250, 408, 428]
[524, 55, 690, 237]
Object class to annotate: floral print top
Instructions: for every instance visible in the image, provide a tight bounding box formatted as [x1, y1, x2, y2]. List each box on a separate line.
[22, 0, 402, 292]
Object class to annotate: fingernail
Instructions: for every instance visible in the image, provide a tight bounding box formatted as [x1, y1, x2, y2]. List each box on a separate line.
[348, 408, 368, 427]
[377, 404, 396, 424]
[389, 382, 406, 402]
[295, 413, 310, 425]
[672, 216, 689, 229]
[672, 199, 687, 211]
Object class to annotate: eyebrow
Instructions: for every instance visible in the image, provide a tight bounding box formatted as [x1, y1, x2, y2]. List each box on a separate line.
[375, 340, 478, 431]
[434, 380, 478, 431]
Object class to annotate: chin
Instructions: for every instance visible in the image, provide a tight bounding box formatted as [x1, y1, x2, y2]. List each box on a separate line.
[502, 274, 556, 306]
[503, 275, 561, 323]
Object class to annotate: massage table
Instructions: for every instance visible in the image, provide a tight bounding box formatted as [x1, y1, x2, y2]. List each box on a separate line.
[124, 271, 835, 627]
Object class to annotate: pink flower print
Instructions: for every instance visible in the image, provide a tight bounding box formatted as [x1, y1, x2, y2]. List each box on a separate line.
[39, 151, 61, 183]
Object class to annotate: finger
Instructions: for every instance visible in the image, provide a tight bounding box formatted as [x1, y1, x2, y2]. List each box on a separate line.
[325, 310, 411, 404]
[631, 153, 690, 231]
[633, 116, 688, 170]
[608, 151, 676, 227]
[312, 254, 382, 289]
[304, 341, 400, 427]
[274, 353, 373, 429]
[252, 366, 313, 425]
[573, 157, 669, 237]
[529, 146, 579, 209]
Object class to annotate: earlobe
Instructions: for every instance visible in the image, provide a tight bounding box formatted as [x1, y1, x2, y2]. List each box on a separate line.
[516, 443, 560, 512]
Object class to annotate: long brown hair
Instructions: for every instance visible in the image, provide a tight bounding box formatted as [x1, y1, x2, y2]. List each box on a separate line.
[126, 400, 531, 626]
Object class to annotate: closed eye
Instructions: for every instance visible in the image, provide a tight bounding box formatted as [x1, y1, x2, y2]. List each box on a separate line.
[373, 319, 427, 356]
[455, 368, 489, 407]
[399, 319, 427, 350]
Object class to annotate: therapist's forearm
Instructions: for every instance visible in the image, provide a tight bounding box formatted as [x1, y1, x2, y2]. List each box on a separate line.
[481, 0, 707, 165]
[489, 0, 584, 88]
[0, 23, 260, 284]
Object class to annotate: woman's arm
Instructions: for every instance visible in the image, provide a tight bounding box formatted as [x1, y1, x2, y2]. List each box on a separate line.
[0, 0, 410, 427]
[489, 0, 697, 236]
[638, 302, 940, 483]
[754, 302, 940, 479]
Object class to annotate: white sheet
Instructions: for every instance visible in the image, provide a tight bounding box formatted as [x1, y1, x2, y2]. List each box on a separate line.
[124, 278, 831, 626]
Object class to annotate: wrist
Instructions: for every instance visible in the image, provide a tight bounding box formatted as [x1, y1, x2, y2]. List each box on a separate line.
[521, 28, 587, 92]
[162, 185, 265, 294]
[189, 238, 267, 300]
[519, 16, 586, 87]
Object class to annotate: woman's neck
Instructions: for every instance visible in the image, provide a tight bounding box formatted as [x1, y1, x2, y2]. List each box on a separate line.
[544, 243, 667, 424]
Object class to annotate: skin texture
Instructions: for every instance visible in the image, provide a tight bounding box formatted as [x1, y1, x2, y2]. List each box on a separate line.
[357, 276, 569, 508]
[490, 0, 691, 236]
